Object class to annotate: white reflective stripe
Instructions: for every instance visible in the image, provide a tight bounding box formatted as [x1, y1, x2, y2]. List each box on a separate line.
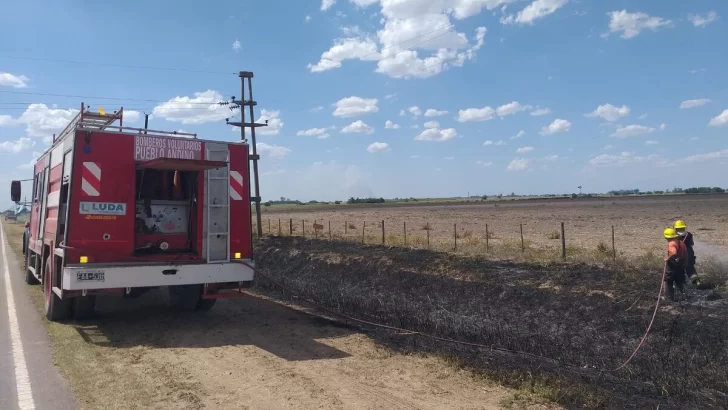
[1, 223, 36, 409]
[229, 171, 243, 201]
[81, 179, 100, 197]
[46, 191, 60, 208]
[82, 162, 101, 180]
[230, 170, 243, 185]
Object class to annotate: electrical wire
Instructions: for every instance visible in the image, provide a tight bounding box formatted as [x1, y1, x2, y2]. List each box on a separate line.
[0, 90, 229, 105]
[0, 55, 235, 75]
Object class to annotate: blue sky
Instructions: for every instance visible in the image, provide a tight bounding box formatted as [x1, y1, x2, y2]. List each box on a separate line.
[1, 0, 726, 205]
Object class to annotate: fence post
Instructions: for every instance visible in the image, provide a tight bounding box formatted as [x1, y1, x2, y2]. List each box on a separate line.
[485, 223, 489, 251]
[612, 225, 616, 259]
[329, 220, 332, 240]
[520, 223, 524, 252]
[381, 220, 385, 245]
[454, 223, 457, 251]
[302, 220, 305, 238]
[403, 221, 407, 245]
[278, 219, 281, 236]
[362, 221, 366, 243]
[289, 218, 292, 235]
[268, 219, 271, 235]
[427, 223, 430, 249]
[560, 222, 566, 259]
[314, 220, 318, 239]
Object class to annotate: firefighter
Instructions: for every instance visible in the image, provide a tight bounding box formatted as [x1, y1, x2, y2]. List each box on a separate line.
[674, 219, 700, 286]
[664, 228, 688, 301]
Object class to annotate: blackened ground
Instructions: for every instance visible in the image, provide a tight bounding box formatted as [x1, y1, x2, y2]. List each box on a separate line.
[253, 236, 728, 410]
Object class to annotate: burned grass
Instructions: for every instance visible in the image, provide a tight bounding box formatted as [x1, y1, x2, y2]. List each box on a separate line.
[254, 236, 728, 410]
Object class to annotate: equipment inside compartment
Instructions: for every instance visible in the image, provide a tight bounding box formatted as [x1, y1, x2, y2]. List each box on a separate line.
[134, 168, 198, 254]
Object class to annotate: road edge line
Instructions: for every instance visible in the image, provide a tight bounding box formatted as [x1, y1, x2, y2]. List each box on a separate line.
[1, 223, 36, 410]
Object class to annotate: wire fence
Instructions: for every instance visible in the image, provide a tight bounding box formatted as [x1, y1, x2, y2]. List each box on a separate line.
[253, 217, 630, 262]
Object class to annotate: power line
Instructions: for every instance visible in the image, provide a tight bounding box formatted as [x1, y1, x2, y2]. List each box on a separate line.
[0, 55, 235, 75]
[0, 90, 231, 105]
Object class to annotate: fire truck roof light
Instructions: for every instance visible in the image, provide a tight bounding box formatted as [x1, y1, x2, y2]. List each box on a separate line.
[80, 256, 88, 264]
[234, 252, 241, 259]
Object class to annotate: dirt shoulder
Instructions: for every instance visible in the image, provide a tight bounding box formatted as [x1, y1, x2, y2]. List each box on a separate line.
[2, 222, 551, 410]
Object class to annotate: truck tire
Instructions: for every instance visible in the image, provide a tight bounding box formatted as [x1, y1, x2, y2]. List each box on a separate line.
[71, 296, 96, 321]
[168, 285, 201, 312]
[44, 258, 70, 322]
[24, 254, 39, 285]
[196, 297, 217, 311]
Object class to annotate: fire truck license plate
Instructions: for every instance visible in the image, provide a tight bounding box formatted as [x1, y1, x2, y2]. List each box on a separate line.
[76, 271, 105, 282]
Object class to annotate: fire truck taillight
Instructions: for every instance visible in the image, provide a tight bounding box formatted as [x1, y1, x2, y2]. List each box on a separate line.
[234, 252, 241, 259]
[80, 256, 88, 264]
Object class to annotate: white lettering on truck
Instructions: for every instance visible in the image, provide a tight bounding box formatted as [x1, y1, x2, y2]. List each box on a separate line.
[134, 135, 202, 161]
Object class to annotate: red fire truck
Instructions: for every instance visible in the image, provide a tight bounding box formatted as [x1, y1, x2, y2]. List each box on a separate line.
[10, 103, 255, 321]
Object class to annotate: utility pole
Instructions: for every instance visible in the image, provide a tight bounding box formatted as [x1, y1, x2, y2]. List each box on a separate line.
[226, 71, 267, 238]
[143, 112, 149, 134]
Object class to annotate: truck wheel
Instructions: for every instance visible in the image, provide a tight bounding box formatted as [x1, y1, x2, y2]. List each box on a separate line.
[168, 285, 201, 312]
[196, 297, 217, 311]
[43, 259, 70, 322]
[24, 254, 39, 285]
[71, 296, 96, 321]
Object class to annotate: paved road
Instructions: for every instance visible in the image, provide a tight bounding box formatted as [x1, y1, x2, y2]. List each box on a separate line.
[0, 224, 78, 410]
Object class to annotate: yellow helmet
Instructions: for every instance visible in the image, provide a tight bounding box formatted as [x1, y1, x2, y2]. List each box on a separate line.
[664, 228, 679, 239]
[674, 219, 687, 230]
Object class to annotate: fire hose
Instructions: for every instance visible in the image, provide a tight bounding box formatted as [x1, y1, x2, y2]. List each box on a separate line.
[241, 260, 670, 373]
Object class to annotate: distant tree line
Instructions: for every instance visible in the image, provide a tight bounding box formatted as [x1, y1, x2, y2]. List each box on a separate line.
[608, 187, 725, 196]
[347, 197, 385, 204]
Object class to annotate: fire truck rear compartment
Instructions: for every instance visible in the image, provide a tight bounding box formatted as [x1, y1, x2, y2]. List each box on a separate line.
[134, 168, 198, 255]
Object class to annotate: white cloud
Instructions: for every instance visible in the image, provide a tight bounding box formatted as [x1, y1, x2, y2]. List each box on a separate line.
[385, 93, 397, 100]
[408, 106, 422, 118]
[423, 120, 440, 129]
[543, 154, 558, 161]
[0, 115, 15, 127]
[689, 11, 718, 27]
[588, 151, 660, 167]
[605, 10, 672, 39]
[659, 123, 666, 131]
[645, 140, 659, 145]
[11, 104, 80, 138]
[232, 39, 241, 52]
[321, 0, 336, 11]
[414, 127, 457, 142]
[256, 109, 284, 135]
[501, 0, 569, 25]
[306, 15, 312, 22]
[340, 25, 365, 37]
[0, 72, 30, 88]
[123, 110, 141, 123]
[424, 108, 448, 117]
[0, 137, 34, 153]
[690, 137, 700, 141]
[297, 127, 330, 139]
[638, 113, 648, 119]
[152, 90, 227, 124]
[690, 68, 708, 74]
[367, 142, 390, 153]
[496, 101, 528, 117]
[585, 103, 630, 122]
[507, 158, 530, 171]
[511, 130, 526, 139]
[308, 37, 380, 72]
[443, 156, 455, 160]
[476, 160, 493, 167]
[516, 146, 534, 153]
[677, 149, 728, 164]
[540, 118, 571, 135]
[458, 106, 495, 122]
[310, 106, 324, 112]
[399, 109, 406, 116]
[341, 120, 374, 134]
[709, 109, 728, 127]
[610, 124, 655, 138]
[332, 96, 379, 117]
[603, 145, 613, 150]
[410, 155, 420, 159]
[483, 139, 506, 146]
[385, 120, 400, 129]
[530, 107, 551, 116]
[256, 142, 291, 159]
[680, 98, 711, 109]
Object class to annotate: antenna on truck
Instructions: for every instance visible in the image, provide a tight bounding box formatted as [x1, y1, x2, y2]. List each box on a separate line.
[225, 71, 268, 239]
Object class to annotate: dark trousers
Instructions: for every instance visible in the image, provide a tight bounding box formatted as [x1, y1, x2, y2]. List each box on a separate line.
[666, 269, 686, 300]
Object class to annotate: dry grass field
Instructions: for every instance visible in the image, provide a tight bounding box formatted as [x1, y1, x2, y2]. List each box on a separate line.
[258, 194, 728, 261]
